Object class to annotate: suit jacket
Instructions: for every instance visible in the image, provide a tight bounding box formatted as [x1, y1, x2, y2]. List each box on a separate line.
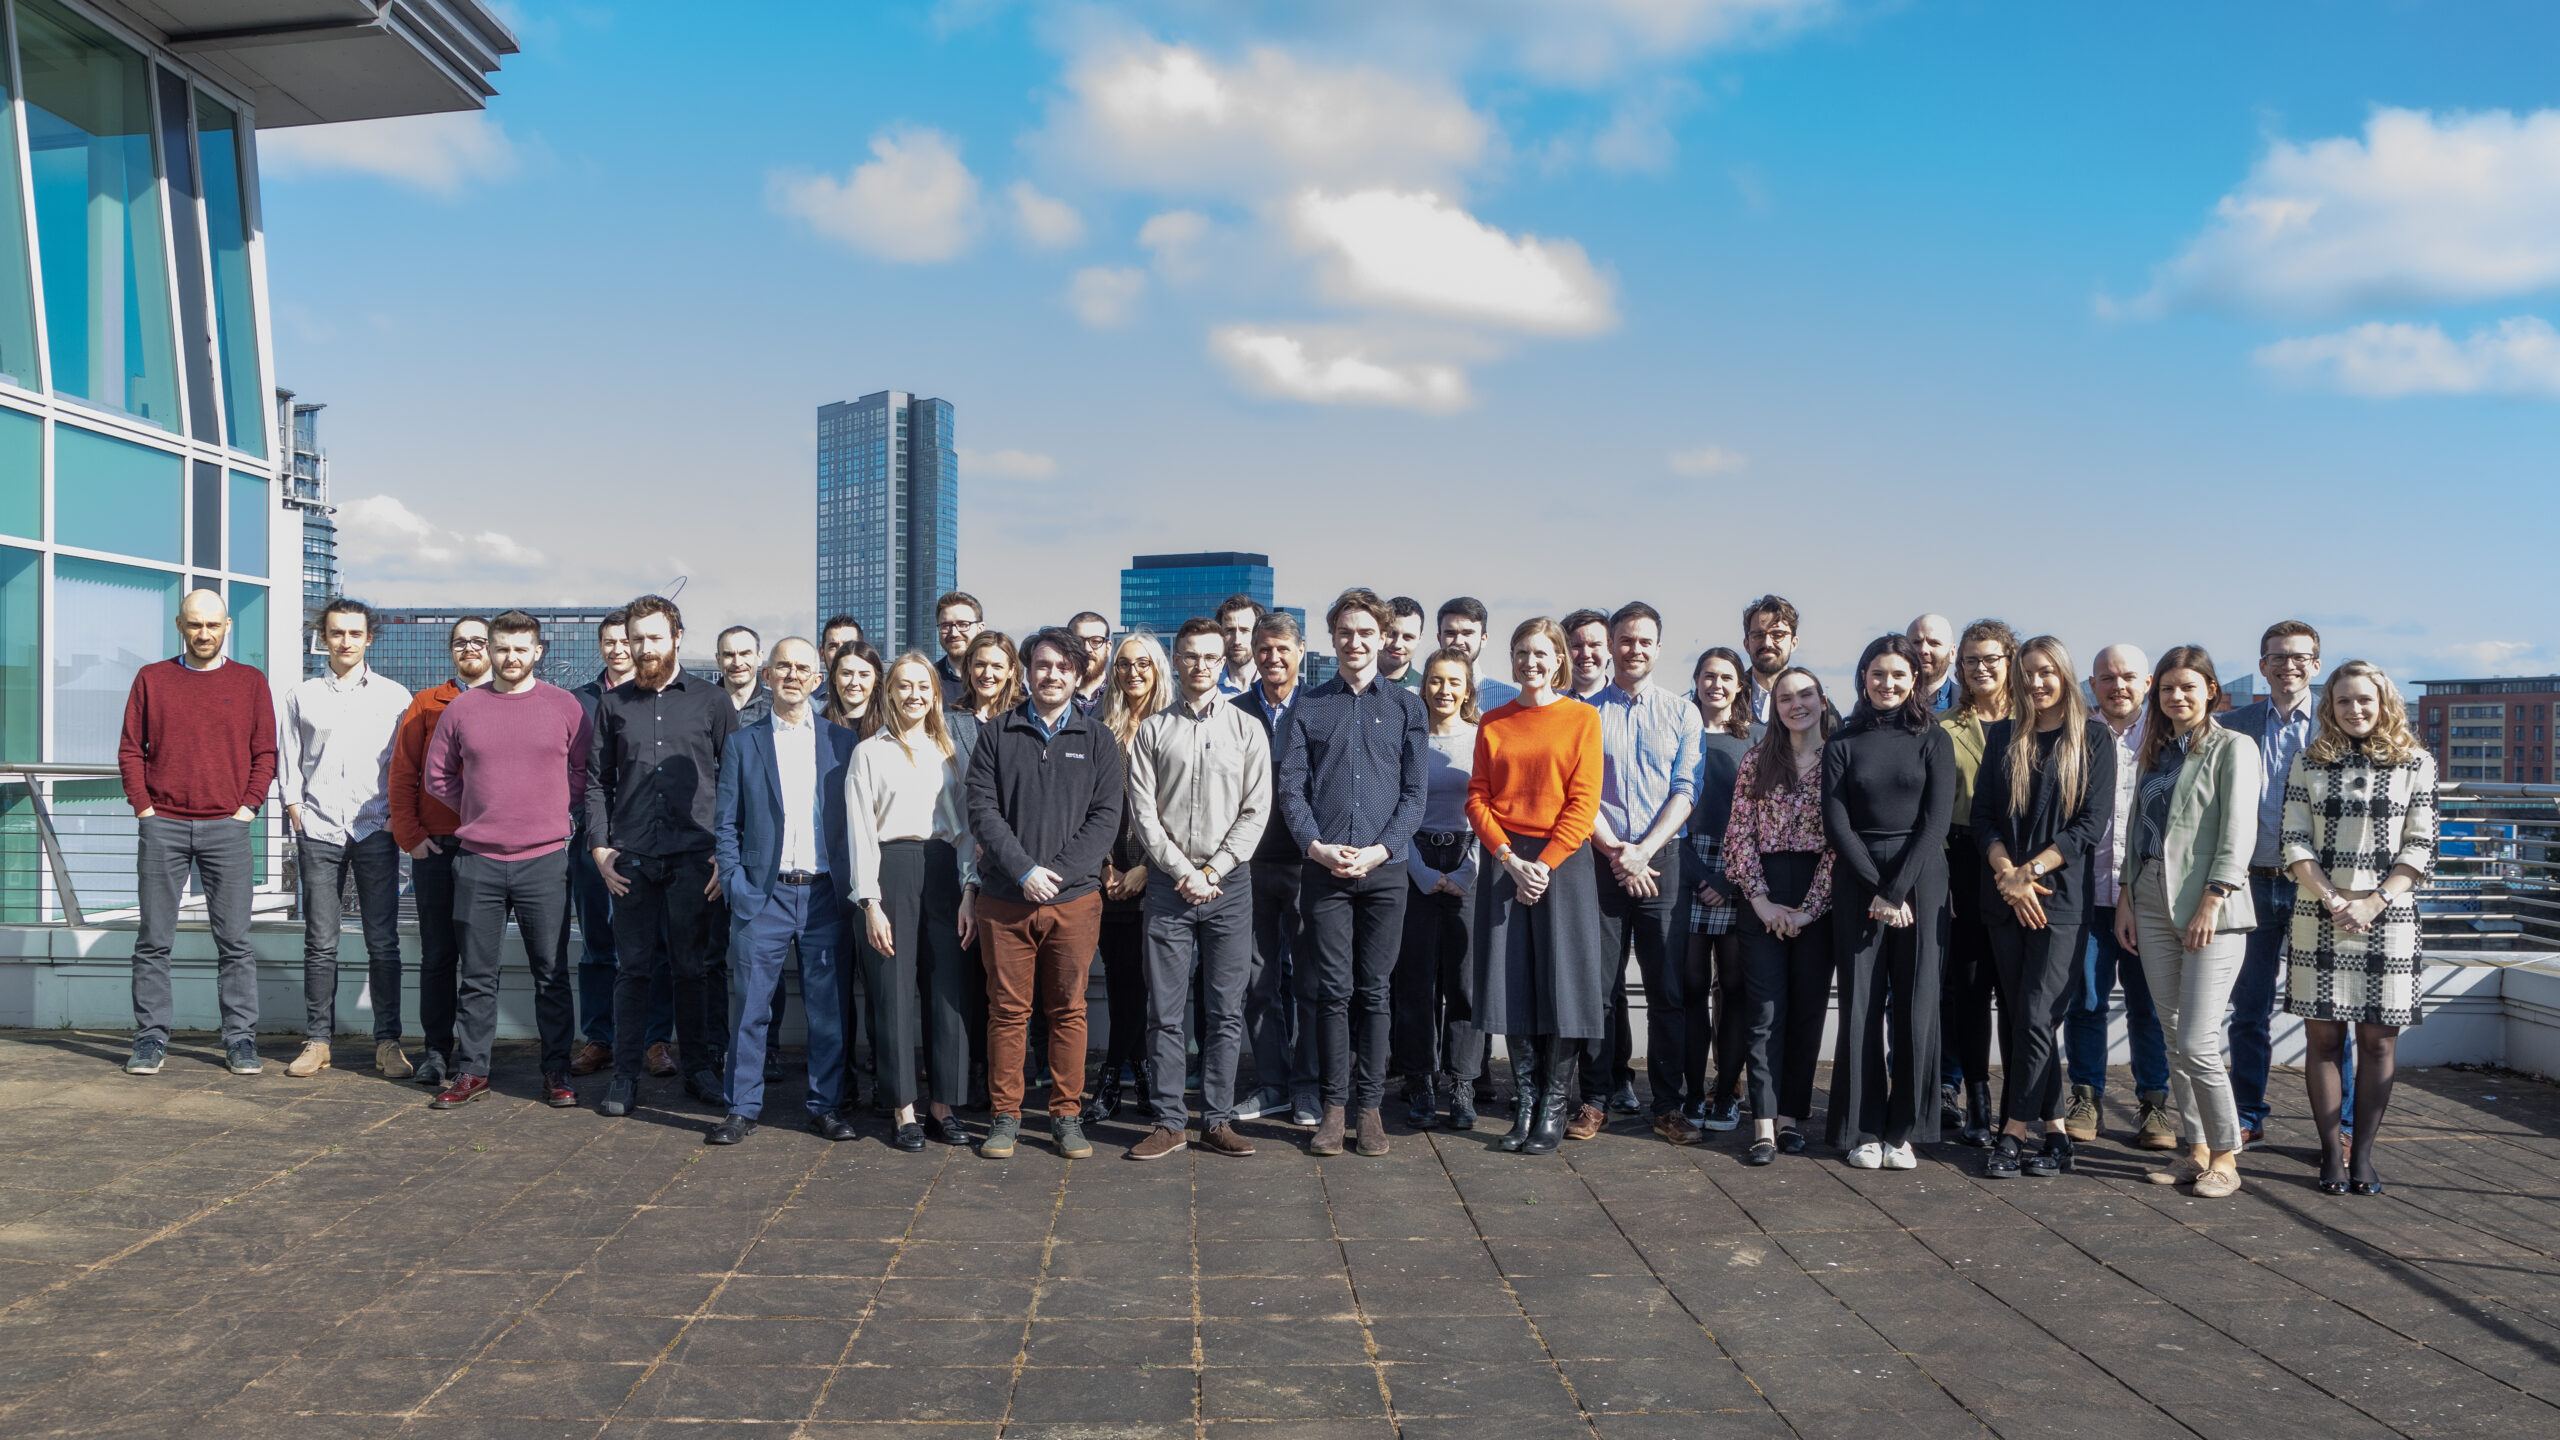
[715, 714, 861, 924]
[1231, 683, 1308, 865]
[2117, 724, 2260, 933]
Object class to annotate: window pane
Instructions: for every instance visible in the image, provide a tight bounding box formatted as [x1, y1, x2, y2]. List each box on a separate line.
[0, 545, 36, 761]
[0, 17, 39, 391]
[190, 459, 219, 568]
[0, 406, 36, 539]
[18, 0, 181, 429]
[54, 423, 179, 560]
[230, 580, 265, 671]
[228, 470, 266, 576]
[157, 68, 216, 445]
[195, 93, 263, 458]
[52, 554, 179, 763]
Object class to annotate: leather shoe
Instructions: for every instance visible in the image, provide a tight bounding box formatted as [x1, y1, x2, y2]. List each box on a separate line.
[429, 1073, 489, 1109]
[598, 1076, 637, 1118]
[542, 1073, 577, 1108]
[684, 1068, 727, 1107]
[706, 1113, 756, 1145]
[929, 1113, 972, 1146]
[1565, 1103, 1606, 1141]
[646, 1041, 679, 1078]
[1652, 1112, 1702, 1145]
[807, 1112, 857, 1142]
[569, 1041, 610, 1077]
[892, 1122, 927, 1152]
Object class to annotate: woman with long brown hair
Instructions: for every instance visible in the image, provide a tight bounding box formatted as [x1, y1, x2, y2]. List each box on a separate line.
[1682, 646, 1756, 1133]
[1089, 631, 1172, 1123]
[942, 628, 1018, 1112]
[1395, 646, 1486, 1129]
[1973, 636, 2115, 1179]
[2282, 661, 2438, 1196]
[1938, 619, 2016, 1147]
[1724, 666, 1837, 1165]
[822, 640, 886, 736]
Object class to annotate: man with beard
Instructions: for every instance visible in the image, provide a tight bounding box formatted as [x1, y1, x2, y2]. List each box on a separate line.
[1436, 597, 1518, 709]
[1741, 594, 1834, 728]
[934, 591, 984, 702]
[588, 594, 740, 1117]
[389, 614, 494, 1090]
[1215, 594, 1265, 700]
[1068, 610, 1113, 716]
[1908, 614, 1959, 713]
[571, 610, 675, 1077]
[421, 611, 590, 1108]
[1380, 597, 1428, 693]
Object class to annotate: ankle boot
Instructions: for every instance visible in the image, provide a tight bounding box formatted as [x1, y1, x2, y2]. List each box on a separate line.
[1500, 1044, 1540, 1152]
[1525, 1038, 1572, 1155]
[1405, 1075, 1437, 1130]
[1960, 1081, 1993, 1148]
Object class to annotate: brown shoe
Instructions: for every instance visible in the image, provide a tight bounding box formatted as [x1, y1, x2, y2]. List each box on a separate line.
[1309, 1104, 1347, 1156]
[1651, 1111, 1701, 1145]
[646, 1041, 678, 1078]
[2133, 1090, 2178, 1150]
[1201, 1124, 1255, 1157]
[286, 1041, 331, 1078]
[1354, 1108, 1390, 1157]
[374, 1041, 414, 1078]
[1128, 1126, 1188, 1161]
[570, 1042, 610, 1077]
[1565, 1103, 1605, 1141]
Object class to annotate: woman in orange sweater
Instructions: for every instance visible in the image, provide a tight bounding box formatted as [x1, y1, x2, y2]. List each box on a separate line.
[1468, 616, 1607, 1155]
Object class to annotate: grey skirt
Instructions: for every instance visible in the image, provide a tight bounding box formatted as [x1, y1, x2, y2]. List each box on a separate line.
[1470, 829, 1612, 1040]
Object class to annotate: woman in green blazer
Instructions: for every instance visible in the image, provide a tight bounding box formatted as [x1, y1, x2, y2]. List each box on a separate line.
[2111, 646, 2260, 1198]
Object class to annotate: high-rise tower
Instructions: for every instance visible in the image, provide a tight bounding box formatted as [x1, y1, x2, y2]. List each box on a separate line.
[816, 391, 956, 657]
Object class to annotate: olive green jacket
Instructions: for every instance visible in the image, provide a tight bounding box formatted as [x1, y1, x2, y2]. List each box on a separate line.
[2117, 723, 2261, 932]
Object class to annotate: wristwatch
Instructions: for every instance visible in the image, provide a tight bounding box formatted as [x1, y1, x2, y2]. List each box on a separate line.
[2028, 858, 2054, 879]
[2203, 880, 2237, 899]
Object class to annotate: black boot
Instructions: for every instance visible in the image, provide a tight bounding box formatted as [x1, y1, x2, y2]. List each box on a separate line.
[1089, 1066, 1123, 1125]
[1405, 1076, 1437, 1130]
[1961, 1081, 1993, 1148]
[1525, 1038, 1572, 1155]
[1499, 1044, 1540, 1152]
[1447, 1077, 1477, 1131]
[1939, 1083, 1966, 1133]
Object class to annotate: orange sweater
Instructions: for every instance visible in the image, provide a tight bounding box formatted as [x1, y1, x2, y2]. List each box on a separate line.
[1466, 697, 1603, 867]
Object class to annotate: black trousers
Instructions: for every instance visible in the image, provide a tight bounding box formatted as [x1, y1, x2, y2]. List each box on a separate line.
[1738, 852, 1833, 1122]
[1829, 842, 1947, 1149]
[1988, 914, 2083, 1125]
[1695, 930, 1747, 1103]
[1249, 858, 1313, 1097]
[411, 837, 463, 1064]
[610, 849, 719, 1083]
[453, 848, 575, 1078]
[1592, 862, 1689, 1114]
[856, 838, 969, 1110]
[1298, 862, 1405, 1111]
[1390, 882, 1481, 1085]
[1099, 909, 1147, 1080]
[1941, 836, 1999, 1090]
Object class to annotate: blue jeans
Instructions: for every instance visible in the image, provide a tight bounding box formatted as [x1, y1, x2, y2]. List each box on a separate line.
[2228, 875, 2294, 1131]
[2066, 905, 2169, 1095]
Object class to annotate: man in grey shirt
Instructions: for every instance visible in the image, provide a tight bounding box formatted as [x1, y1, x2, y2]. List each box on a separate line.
[1126, 618, 1272, 1160]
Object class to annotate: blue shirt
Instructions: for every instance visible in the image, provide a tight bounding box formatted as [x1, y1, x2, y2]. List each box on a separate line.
[1274, 673, 1429, 860]
[1593, 679, 1703, 844]
[1026, 701, 1074, 741]
[1216, 667, 1254, 700]
[2246, 697, 2316, 868]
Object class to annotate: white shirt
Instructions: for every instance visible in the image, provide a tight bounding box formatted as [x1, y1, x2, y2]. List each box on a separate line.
[847, 730, 975, 902]
[277, 664, 414, 846]
[2093, 710, 2147, 909]
[772, 711, 823, 876]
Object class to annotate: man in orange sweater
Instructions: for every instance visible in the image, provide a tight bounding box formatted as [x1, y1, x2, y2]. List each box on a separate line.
[387, 615, 491, 1090]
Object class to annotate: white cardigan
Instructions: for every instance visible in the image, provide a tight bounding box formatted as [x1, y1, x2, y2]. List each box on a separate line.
[846, 732, 975, 902]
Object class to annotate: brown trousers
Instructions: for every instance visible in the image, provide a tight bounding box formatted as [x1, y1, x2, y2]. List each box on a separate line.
[977, 889, 1104, 1119]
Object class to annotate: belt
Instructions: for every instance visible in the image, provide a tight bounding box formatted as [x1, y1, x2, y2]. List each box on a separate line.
[776, 870, 828, 887]
[1419, 828, 1469, 846]
[2248, 865, 2285, 880]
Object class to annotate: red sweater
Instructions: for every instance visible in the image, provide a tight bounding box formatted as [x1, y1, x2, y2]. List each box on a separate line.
[388, 680, 468, 852]
[117, 658, 279, 819]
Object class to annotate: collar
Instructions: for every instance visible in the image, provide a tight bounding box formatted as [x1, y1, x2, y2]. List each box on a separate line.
[181, 654, 227, 671]
[1182, 692, 1224, 719]
[1335, 669, 1379, 695]
[1018, 699, 1080, 735]
[638, 667, 696, 696]
[321, 662, 372, 690]
[1257, 680, 1296, 709]
[770, 708, 817, 733]
[2270, 693, 2316, 723]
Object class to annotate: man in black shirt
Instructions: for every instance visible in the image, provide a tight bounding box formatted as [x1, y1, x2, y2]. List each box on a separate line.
[587, 594, 740, 1117]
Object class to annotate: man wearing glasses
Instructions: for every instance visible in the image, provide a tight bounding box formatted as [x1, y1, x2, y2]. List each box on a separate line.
[387, 615, 493, 1091]
[1740, 595, 1801, 728]
[2216, 620, 2323, 1151]
[934, 591, 985, 703]
[1069, 611, 1113, 715]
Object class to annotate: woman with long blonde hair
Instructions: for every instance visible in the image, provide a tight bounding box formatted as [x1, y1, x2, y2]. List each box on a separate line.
[1091, 631, 1172, 1122]
[848, 651, 975, 1150]
[1972, 636, 2115, 1179]
[2281, 661, 2438, 1196]
[1938, 619, 2018, 1147]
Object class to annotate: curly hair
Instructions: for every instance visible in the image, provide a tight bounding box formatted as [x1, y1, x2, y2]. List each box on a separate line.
[2306, 660, 2422, 767]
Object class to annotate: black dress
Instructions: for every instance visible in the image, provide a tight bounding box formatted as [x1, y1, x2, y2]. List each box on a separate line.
[1971, 718, 2115, 1126]
[1822, 721, 1956, 1149]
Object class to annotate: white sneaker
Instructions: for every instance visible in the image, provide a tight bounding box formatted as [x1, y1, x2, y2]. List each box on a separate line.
[1233, 1087, 1287, 1121]
[1846, 1143, 1884, 1170]
[1882, 1142, 1918, 1171]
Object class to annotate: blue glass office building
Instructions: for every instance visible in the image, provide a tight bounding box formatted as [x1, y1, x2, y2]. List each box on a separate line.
[816, 391, 956, 658]
[1120, 552, 1275, 636]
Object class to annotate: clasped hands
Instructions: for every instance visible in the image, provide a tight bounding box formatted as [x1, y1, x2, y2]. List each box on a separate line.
[1991, 860, 2053, 930]
[1307, 840, 1390, 881]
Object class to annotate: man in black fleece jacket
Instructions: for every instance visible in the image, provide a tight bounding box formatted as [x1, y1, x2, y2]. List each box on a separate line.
[965, 627, 1127, 1158]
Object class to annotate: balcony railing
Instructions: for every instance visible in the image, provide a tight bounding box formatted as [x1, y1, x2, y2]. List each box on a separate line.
[2, 764, 292, 926]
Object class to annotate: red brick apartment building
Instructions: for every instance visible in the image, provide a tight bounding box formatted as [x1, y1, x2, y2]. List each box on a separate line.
[2417, 677, 2560, 783]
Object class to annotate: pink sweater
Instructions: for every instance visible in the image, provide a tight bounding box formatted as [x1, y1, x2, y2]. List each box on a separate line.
[421, 683, 591, 861]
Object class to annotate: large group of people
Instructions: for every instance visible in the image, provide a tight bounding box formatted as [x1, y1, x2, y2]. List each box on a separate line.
[114, 583, 2440, 1198]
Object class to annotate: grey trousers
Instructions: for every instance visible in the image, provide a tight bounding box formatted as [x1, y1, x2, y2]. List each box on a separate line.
[132, 814, 259, 1046]
[1143, 873, 1254, 1131]
[298, 831, 405, 1042]
[454, 849, 577, 1078]
[2128, 860, 2246, 1154]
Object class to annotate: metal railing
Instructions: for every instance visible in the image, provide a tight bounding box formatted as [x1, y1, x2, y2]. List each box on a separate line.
[1, 764, 291, 926]
[2420, 781, 2560, 950]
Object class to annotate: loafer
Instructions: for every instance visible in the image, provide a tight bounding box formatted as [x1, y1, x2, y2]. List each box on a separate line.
[1052, 1114, 1092, 1159]
[892, 1122, 926, 1152]
[706, 1113, 756, 1145]
[598, 1077, 637, 1118]
[980, 1114, 1021, 1158]
[375, 1041, 415, 1078]
[1845, 1143, 1884, 1170]
[1652, 1112, 1702, 1146]
[1984, 1136, 2024, 1179]
[286, 1041, 331, 1078]
[929, 1113, 971, 1146]
[225, 1039, 264, 1075]
[1128, 1126, 1188, 1161]
[1565, 1104, 1606, 1141]
[1775, 1127, 1808, 1155]
[568, 1042, 610, 1077]
[1201, 1124, 1255, 1157]
[124, 1039, 167, 1075]
[542, 1073, 577, 1108]
[808, 1112, 858, 1142]
[430, 1073, 489, 1109]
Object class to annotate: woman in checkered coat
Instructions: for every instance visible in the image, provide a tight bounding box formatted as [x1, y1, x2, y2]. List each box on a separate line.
[2279, 661, 2439, 1198]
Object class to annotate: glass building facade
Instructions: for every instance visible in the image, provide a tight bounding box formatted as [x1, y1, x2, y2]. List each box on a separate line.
[1120, 551, 1275, 637]
[367, 607, 619, 696]
[816, 390, 956, 658]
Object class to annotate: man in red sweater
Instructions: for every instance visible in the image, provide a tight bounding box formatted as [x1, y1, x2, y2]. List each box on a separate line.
[117, 590, 278, 1077]
[387, 615, 491, 1090]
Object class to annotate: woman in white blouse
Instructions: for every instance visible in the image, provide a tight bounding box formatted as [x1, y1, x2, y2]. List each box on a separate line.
[849, 652, 976, 1151]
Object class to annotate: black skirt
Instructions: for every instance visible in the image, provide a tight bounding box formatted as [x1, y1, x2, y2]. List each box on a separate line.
[1470, 829, 1612, 1040]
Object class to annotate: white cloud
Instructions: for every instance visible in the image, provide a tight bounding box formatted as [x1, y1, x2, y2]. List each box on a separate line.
[2442, 639, 2545, 671]
[1210, 326, 1472, 413]
[337, 495, 547, 583]
[958, 446, 1059, 480]
[1590, 78, 1699, 174]
[258, 112, 519, 196]
[1009, 181, 1085, 248]
[1289, 188, 1615, 334]
[1494, 0, 1834, 85]
[1038, 41, 1488, 197]
[1667, 444, 1747, 476]
[2129, 108, 2560, 317]
[1138, 209, 1213, 278]
[1067, 266, 1149, 328]
[2255, 316, 2560, 398]
[773, 125, 981, 263]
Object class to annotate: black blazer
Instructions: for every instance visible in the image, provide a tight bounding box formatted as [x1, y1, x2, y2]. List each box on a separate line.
[1230, 684, 1305, 865]
[1969, 717, 2116, 922]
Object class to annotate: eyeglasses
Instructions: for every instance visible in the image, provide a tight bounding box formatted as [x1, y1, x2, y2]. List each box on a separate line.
[1175, 653, 1222, 667]
[450, 638, 488, 652]
[770, 662, 819, 677]
[1746, 627, 1794, 643]
[2262, 653, 2320, 668]
[1960, 654, 2007, 670]
[936, 620, 977, 634]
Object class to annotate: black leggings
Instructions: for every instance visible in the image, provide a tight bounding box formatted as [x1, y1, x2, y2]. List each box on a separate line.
[1738, 852, 1833, 1123]
[1099, 911, 1147, 1084]
[1987, 915, 2081, 1125]
[1941, 836, 1999, 1090]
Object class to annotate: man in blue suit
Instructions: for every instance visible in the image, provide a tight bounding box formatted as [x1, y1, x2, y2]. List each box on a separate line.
[709, 637, 860, 1145]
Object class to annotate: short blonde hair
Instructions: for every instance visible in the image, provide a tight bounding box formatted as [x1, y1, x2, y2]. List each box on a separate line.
[2306, 660, 2421, 767]
[1508, 616, 1568, 692]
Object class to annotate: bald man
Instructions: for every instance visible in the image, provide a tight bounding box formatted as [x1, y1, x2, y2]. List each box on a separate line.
[117, 590, 279, 1076]
[2064, 643, 2174, 1150]
[1907, 614, 1958, 713]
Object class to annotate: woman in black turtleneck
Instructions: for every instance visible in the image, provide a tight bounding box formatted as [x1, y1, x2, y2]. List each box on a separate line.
[1822, 633, 1957, 1170]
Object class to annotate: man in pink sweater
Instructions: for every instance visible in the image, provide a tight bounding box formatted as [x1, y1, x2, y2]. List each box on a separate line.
[117, 590, 278, 1078]
[422, 610, 592, 1109]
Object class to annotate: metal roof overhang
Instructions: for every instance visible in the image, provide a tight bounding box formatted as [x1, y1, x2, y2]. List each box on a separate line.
[98, 1, 518, 126]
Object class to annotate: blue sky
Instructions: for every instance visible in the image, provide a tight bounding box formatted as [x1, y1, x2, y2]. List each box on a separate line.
[261, 0, 2560, 688]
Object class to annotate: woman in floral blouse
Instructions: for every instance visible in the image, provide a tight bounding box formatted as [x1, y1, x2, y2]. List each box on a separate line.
[2281, 660, 2439, 1197]
[1724, 667, 1839, 1166]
